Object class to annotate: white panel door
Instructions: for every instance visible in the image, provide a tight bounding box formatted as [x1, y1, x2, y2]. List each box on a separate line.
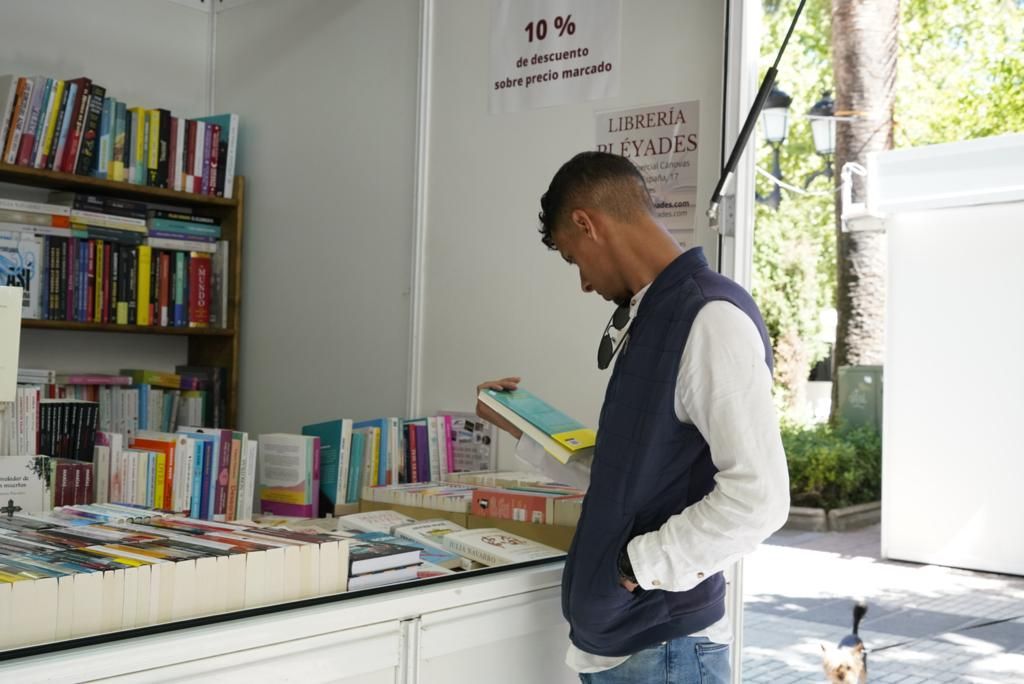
[96, 620, 401, 683]
[419, 586, 577, 684]
[883, 200, 1024, 575]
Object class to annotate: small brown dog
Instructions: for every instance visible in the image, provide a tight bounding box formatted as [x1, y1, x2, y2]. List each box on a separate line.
[822, 602, 868, 683]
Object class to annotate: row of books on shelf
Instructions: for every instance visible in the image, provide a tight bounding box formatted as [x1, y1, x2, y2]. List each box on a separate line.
[1, 212, 228, 327]
[3, 367, 228, 456]
[0, 501, 564, 648]
[282, 413, 499, 516]
[0, 74, 238, 198]
[0, 423, 257, 521]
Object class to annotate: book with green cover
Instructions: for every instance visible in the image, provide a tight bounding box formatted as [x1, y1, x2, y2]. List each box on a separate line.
[477, 388, 595, 464]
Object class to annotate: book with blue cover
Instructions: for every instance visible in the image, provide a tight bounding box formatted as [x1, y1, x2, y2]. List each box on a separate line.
[355, 531, 464, 570]
[301, 418, 352, 508]
[477, 388, 595, 464]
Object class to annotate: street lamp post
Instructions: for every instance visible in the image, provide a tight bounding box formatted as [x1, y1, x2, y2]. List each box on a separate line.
[805, 91, 837, 188]
[756, 86, 792, 210]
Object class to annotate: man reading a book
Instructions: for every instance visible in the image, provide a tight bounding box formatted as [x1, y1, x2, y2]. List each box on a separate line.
[477, 151, 789, 683]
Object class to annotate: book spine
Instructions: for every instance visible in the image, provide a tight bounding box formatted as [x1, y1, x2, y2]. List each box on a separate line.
[86, 239, 96, 322]
[3, 78, 31, 164]
[174, 251, 186, 326]
[126, 246, 138, 325]
[200, 122, 212, 195]
[16, 77, 47, 166]
[401, 423, 413, 483]
[188, 253, 211, 327]
[102, 242, 112, 323]
[75, 84, 105, 175]
[226, 435, 241, 521]
[144, 110, 157, 186]
[173, 117, 185, 192]
[27, 78, 53, 168]
[40, 80, 67, 170]
[0, 76, 22, 160]
[111, 101, 126, 182]
[184, 120, 195, 193]
[208, 124, 221, 197]
[114, 245, 125, 324]
[95, 95, 113, 179]
[51, 81, 77, 172]
[135, 245, 151, 326]
[214, 432, 231, 521]
[157, 109, 170, 188]
[312, 436, 321, 518]
[124, 109, 135, 184]
[63, 78, 92, 173]
[147, 217, 221, 239]
[166, 115, 177, 191]
[164, 441, 175, 512]
[192, 121, 204, 194]
[189, 443, 203, 519]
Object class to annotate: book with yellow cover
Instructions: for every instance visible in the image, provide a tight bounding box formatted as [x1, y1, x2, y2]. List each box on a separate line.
[477, 388, 595, 464]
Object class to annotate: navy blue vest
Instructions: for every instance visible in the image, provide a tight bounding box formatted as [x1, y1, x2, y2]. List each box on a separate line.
[562, 247, 772, 657]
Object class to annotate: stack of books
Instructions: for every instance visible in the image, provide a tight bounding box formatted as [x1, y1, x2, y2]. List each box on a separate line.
[0, 74, 238, 197]
[0, 504, 349, 650]
[346, 536, 424, 590]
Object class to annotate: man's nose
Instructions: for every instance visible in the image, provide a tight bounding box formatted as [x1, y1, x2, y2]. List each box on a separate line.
[580, 274, 594, 293]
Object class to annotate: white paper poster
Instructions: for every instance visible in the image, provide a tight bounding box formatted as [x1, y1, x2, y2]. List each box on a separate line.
[595, 100, 701, 244]
[0, 286, 22, 402]
[490, 0, 621, 114]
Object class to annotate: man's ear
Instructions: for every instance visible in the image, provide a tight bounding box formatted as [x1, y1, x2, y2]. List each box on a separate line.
[570, 208, 598, 240]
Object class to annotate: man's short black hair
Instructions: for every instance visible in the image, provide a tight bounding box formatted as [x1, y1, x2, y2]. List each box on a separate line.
[538, 152, 654, 250]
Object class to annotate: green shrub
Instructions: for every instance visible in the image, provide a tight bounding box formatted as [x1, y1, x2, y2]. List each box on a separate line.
[781, 421, 881, 510]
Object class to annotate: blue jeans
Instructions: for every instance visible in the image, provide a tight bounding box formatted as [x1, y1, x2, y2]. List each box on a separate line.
[578, 637, 730, 684]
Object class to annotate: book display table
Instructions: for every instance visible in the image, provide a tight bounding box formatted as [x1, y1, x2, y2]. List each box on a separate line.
[0, 559, 577, 683]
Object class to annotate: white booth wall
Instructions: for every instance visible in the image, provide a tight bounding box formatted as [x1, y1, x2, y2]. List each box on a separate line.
[3, 0, 734, 441]
[874, 135, 1024, 576]
[214, 0, 421, 434]
[2, 0, 211, 375]
[417, 0, 728, 467]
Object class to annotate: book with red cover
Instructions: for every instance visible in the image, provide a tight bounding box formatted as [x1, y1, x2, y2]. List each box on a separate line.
[130, 436, 177, 511]
[470, 487, 581, 525]
[60, 77, 91, 173]
[188, 252, 211, 327]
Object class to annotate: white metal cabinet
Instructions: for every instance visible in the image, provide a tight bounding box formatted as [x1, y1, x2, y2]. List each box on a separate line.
[419, 587, 576, 684]
[0, 563, 566, 684]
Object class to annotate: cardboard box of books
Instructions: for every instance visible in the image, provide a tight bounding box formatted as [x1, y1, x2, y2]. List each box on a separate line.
[357, 499, 575, 552]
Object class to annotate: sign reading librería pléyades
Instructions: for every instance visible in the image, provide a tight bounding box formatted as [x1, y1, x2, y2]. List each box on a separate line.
[595, 100, 701, 244]
[490, 0, 621, 114]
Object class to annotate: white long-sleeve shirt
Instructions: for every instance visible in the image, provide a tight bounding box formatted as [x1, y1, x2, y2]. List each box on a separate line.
[515, 287, 790, 674]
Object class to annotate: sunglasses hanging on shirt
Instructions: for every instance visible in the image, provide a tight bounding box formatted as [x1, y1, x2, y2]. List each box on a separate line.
[597, 304, 631, 370]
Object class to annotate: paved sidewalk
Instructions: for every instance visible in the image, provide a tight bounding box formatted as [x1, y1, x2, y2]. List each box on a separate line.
[742, 524, 1024, 683]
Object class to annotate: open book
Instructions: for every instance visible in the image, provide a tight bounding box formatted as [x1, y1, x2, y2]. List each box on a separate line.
[477, 388, 595, 464]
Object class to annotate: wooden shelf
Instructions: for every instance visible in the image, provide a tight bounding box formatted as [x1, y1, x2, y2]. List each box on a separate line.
[22, 319, 236, 337]
[0, 162, 238, 209]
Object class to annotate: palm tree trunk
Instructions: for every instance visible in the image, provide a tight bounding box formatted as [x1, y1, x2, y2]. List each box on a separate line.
[830, 0, 899, 423]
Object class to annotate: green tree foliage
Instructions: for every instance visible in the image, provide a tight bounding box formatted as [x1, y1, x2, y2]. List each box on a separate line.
[753, 0, 1024, 418]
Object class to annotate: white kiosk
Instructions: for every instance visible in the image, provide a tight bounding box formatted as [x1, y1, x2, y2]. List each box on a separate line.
[0, 0, 766, 681]
[873, 134, 1024, 576]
